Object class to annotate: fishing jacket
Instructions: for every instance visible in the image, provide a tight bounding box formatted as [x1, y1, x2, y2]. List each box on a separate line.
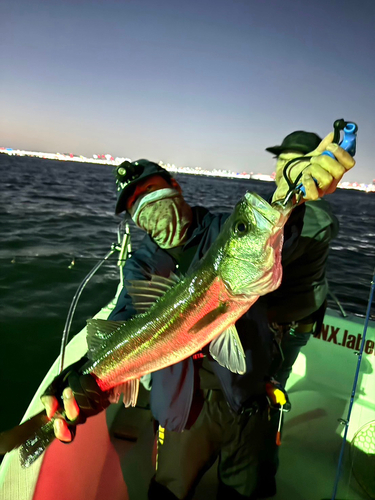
[266, 199, 339, 324]
[109, 205, 306, 431]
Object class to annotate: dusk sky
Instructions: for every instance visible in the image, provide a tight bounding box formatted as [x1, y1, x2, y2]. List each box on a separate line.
[2, 0, 374, 183]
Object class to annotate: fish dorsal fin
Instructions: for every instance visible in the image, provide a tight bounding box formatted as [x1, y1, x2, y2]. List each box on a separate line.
[151, 272, 180, 286]
[126, 273, 180, 314]
[86, 318, 126, 359]
[209, 324, 246, 375]
[86, 272, 180, 356]
[110, 379, 140, 408]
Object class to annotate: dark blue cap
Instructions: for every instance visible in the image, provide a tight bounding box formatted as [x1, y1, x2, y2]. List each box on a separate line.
[266, 131, 322, 156]
[115, 159, 173, 214]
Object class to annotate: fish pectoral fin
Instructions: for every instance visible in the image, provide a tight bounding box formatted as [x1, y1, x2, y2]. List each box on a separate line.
[209, 324, 246, 375]
[112, 379, 140, 408]
[86, 319, 127, 359]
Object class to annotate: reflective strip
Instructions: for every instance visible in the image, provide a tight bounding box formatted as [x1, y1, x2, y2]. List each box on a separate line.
[158, 425, 165, 445]
[156, 425, 165, 471]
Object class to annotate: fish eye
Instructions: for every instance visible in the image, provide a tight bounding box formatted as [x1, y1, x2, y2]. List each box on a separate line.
[234, 220, 248, 235]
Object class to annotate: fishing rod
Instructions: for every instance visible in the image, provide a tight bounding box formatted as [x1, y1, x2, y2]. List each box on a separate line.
[58, 244, 118, 372]
[59, 222, 131, 374]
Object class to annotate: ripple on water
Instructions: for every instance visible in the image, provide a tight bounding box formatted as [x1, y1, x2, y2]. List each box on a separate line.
[1, 156, 374, 431]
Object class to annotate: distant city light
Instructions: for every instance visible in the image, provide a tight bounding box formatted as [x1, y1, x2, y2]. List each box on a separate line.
[0, 147, 374, 192]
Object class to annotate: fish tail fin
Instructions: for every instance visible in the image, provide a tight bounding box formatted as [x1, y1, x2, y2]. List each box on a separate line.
[109, 379, 140, 408]
[19, 419, 56, 468]
[0, 410, 54, 468]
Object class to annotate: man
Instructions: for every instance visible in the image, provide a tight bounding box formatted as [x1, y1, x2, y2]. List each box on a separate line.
[255, 131, 340, 496]
[265, 130, 339, 387]
[42, 134, 354, 499]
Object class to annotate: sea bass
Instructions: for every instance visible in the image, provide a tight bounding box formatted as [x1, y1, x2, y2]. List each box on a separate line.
[81, 192, 287, 403]
[13, 192, 287, 467]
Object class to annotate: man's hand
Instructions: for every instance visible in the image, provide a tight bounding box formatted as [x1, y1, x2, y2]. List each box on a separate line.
[41, 388, 80, 442]
[40, 363, 110, 443]
[272, 132, 356, 203]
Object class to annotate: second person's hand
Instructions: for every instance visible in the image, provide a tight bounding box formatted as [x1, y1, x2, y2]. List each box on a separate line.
[272, 131, 356, 203]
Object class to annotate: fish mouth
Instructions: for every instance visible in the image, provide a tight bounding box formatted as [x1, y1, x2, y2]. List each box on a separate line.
[271, 199, 295, 219]
[243, 192, 283, 228]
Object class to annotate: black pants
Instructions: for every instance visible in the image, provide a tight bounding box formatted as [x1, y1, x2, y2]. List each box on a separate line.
[148, 392, 268, 500]
[276, 328, 313, 388]
[148, 477, 258, 499]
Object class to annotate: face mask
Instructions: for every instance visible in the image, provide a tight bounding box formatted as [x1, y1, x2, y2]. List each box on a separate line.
[131, 188, 193, 248]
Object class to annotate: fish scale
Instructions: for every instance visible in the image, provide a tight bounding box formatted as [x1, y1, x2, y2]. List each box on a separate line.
[87, 273, 225, 388]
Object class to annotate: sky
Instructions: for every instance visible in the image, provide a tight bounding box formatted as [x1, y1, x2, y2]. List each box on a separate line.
[1, 0, 375, 183]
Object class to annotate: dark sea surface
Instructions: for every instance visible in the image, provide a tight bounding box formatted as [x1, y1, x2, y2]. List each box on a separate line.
[0, 155, 374, 433]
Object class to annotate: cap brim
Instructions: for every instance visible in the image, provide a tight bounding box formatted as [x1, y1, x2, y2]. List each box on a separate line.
[265, 146, 284, 156]
[265, 144, 312, 156]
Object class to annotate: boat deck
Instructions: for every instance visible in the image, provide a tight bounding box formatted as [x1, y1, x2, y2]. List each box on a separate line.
[1, 305, 374, 500]
[107, 374, 372, 500]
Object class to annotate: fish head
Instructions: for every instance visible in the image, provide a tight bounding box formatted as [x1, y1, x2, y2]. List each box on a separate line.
[217, 192, 287, 297]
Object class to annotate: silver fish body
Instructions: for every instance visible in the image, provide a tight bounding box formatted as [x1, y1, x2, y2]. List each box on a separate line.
[83, 192, 287, 391]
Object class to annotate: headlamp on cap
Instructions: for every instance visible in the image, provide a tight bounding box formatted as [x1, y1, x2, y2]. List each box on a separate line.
[114, 159, 173, 215]
[115, 161, 144, 193]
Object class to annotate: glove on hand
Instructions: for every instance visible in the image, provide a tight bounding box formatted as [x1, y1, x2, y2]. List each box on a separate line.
[42, 357, 110, 440]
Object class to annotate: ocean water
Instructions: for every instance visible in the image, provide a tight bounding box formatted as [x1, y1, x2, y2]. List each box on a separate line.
[0, 155, 374, 433]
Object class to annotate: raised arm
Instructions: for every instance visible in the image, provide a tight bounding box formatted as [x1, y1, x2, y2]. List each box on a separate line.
[272, 132, 355, 204]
